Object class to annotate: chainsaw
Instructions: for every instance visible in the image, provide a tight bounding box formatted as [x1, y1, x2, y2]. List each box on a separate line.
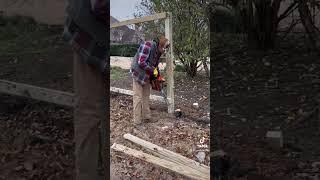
[150, 74, 169, 105]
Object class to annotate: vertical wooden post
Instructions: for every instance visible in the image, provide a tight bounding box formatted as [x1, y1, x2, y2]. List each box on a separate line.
[165, 12, 174, 114]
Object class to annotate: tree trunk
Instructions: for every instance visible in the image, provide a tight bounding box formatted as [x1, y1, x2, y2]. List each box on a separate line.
[298, 0, 320, 50]
[247, 0, 256, 49]
[186, 61, 198, 78]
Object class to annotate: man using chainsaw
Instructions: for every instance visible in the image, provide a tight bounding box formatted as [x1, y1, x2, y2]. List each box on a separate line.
[130, 35, 170, 126]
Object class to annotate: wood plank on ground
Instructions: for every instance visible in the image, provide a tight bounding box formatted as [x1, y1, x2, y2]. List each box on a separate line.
[111, 143, 209, 180]
[123, 133, 209, 174]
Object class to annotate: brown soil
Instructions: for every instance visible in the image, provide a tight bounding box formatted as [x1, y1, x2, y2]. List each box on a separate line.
[110, 93, 209, 179]
[109, 53, 210, 179]
[211, 34, 320, 179]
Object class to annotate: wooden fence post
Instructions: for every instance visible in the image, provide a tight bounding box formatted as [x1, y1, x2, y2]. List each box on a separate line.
[165, 12, 174, 114]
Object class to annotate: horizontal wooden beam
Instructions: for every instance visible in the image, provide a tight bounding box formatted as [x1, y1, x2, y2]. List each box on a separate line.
[111, 143, 209, 180]
[111, 12, 167, 28]
[0, 80, 74, 107]
[0, 80, 167, 107]
[110, 87, 168, 103]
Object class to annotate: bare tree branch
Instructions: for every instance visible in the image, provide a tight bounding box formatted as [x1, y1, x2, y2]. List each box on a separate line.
[279, 18, 301, 40]
[298, 0, 320, 49]
[277, 1, 299, 24]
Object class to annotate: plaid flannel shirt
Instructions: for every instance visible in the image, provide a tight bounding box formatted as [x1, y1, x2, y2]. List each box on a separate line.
[62, 0, 108, 73]
[131, 41, 161, 85]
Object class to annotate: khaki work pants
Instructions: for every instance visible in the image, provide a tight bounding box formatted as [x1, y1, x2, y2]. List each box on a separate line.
[73, 52, 107, 180]
[133, 79, 151, 124]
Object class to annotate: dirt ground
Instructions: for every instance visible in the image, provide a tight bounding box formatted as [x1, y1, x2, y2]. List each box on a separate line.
[0, 44, 75, 180]
[0, 18, 210, 179]
[110, 67, 210, 179]
[110, 93, 209, 179]
[211, 34, 320, 179]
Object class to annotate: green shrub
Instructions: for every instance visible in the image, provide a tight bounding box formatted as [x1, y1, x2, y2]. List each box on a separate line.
[110, 44, 139, 57]
[0, 15, 64, 55]
[174, 64, 186, 72]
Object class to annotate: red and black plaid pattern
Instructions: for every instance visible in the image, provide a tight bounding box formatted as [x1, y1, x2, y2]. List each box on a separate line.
[131, 41, 161, 85]
[63, 0, 108, 72]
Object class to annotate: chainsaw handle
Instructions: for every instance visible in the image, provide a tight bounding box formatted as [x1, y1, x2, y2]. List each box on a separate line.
[157, 75, 165, 82]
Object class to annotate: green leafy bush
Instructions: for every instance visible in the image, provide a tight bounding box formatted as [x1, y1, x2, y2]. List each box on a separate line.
[174, 64, 186, 72]
[110, 44, 139, 57]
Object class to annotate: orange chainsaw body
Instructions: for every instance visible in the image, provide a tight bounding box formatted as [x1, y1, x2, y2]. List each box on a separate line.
[151, 75, 165, 91]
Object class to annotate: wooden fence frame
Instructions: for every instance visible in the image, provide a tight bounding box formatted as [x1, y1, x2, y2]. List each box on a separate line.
[111, 12, 175, 113]
[0, 12, 174, 113]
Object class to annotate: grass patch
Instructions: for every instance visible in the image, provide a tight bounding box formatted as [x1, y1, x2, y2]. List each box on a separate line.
[0, 15, 65, 56]
[111, 67, 128, 80]
[110, 44, 139, 57]
[174, 64, 186, 72]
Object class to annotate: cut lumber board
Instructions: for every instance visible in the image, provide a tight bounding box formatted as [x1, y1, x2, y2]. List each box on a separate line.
[111, 143, 209, 180]
[0, 80, 74, 107]
[111, 12, 167, 28]
[123, 133, 209, 174]
[110, 87, 133, 96]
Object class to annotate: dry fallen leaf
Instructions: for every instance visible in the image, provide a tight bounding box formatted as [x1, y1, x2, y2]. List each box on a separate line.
[24, 161, 33, 171]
